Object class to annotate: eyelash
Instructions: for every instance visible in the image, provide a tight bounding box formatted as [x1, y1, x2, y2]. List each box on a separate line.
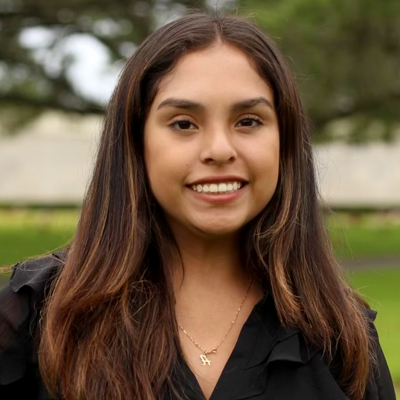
[169, 116, 263, 131]
[237, 115, 263, 127]
[169, 119, 196, 131]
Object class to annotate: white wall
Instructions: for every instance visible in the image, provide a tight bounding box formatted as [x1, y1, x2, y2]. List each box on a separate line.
[315, 141, 400, 208]
[0, 113, 101, 205]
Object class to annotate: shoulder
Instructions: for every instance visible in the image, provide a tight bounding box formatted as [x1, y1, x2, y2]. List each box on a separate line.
[0, 252, 66, 386]
[9, 251, 66, 296]
[260, 303, 395, 400]
[362, 308, 396, 400]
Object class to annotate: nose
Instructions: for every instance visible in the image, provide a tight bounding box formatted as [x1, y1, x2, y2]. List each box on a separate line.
[200, 127, 237, 165]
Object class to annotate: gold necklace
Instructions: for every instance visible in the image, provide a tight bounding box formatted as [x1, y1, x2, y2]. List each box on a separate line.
[178, 278, 253, 366]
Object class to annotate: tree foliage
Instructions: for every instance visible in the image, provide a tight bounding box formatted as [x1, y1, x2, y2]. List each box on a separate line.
[239, 0, 400, 141]
[0, 0, 205, 129]
[1, 0, 399, 140]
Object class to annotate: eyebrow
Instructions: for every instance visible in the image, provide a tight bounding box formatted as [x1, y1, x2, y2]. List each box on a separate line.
[157, 96, 274, 112]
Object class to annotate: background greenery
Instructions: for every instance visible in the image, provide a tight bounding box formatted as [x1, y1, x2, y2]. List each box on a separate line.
[1, 0, 399, 142]
[240, 0, 400, 142]
[0, 208, 399, 392]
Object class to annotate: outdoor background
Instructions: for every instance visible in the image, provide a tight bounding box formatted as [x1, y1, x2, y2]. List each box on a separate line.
[0, 0, 399, 395]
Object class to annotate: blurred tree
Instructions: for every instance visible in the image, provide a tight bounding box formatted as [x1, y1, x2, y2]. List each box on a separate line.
[239, 0, 400, 141]
[0, 0, 399, 141]
[0, 0, 206, 130]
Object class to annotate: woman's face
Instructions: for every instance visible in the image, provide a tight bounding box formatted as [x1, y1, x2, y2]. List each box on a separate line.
[144, 43, 280, 238]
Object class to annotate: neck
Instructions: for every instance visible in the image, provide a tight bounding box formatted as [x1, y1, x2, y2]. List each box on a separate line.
[169, 223, 249, 293]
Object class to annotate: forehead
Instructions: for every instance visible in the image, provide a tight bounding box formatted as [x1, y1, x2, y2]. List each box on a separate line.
[153, 43, 273, 104]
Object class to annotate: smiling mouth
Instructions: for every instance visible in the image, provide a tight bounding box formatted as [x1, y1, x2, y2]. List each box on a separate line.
[187, 181, 248, 195]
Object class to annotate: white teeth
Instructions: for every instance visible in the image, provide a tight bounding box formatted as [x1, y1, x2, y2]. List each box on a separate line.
[218, 183, 227, 192]
[210, 184, 218, 193]
[189, 181, 245, 194]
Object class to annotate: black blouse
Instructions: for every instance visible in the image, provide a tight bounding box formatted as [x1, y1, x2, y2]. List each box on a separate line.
[0, 254, 396, 400]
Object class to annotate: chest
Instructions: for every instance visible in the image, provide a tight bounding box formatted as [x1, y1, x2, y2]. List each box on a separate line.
[174, 348, 351, 400]
[179, 322, 245, 399]
[175, 308, 350, 400]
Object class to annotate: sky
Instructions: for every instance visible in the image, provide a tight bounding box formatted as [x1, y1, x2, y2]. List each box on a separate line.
[19, 26, 123, 105]
[16, 1, 239, 106]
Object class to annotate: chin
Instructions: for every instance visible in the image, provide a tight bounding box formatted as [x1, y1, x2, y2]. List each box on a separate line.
[193, 222, 245, 237]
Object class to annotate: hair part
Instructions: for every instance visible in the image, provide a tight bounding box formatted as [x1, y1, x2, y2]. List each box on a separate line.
[39, 11, 373, 400]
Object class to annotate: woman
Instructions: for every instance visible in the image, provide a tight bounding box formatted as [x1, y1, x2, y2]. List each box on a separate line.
[0, 11, 395, 400]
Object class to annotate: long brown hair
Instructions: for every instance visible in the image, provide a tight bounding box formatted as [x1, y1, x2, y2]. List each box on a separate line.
[39, 11, 373, 400]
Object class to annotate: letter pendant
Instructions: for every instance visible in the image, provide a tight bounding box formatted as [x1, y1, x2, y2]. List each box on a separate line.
[200, 354, 211, 366]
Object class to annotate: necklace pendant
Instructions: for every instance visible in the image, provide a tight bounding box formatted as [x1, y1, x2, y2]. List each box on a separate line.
[200, 354, 211, 366]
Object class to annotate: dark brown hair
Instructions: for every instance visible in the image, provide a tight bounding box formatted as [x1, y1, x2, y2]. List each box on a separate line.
[39, 11, 373, 400]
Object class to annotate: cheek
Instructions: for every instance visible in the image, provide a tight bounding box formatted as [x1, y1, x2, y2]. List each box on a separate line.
[248, 139, 280, 197]
[144, 132, 190, 203]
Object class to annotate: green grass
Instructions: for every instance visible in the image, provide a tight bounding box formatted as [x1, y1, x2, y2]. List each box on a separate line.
[0, 209, 77, 267]
[327, 212, 400, 260]
[347, 267, 400, 386]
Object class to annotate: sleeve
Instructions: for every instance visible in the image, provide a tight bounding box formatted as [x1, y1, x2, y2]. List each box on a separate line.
[0, 254, 64, 388]
[363, 309, 396, 400]
[0, 271, 32, 385]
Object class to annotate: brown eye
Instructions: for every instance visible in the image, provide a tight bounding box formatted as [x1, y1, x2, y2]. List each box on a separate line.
[169, 119, 196, 130]
[237, 116, 262, 128]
